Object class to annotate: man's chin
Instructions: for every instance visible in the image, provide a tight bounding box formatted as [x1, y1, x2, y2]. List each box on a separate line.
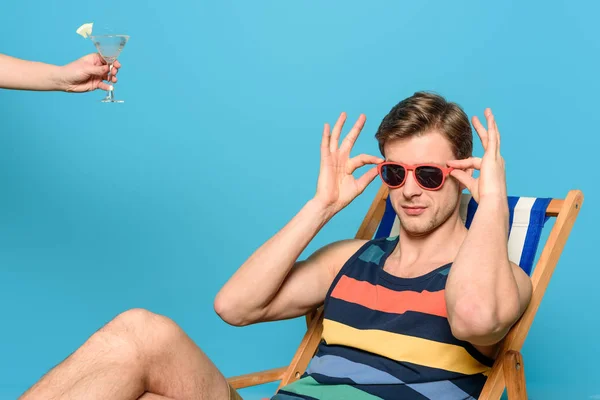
[399, 221, 434, 237]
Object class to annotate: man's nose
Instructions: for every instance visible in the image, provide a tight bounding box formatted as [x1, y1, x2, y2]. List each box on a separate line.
[402, 171, 423, 199]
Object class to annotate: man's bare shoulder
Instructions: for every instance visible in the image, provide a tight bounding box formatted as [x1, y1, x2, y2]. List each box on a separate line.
[305, 238, 370, 279]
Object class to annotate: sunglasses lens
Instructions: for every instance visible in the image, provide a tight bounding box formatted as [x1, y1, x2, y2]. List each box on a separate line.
[415, 166, 444, 189]
[381, 164, 406, 187]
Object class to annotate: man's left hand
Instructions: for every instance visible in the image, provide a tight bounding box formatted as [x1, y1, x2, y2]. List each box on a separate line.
[446, 108, 508, 204]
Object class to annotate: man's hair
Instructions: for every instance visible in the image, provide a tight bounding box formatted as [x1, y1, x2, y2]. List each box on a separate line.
[375, 91, 473, 160]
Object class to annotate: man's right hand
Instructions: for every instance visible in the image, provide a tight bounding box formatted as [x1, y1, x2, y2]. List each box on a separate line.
[314, 112, 384, 215]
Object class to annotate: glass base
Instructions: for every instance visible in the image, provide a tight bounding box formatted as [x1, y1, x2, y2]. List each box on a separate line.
[101, 87, 123, 103]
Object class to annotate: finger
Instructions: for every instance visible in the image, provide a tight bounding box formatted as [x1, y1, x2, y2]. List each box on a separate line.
[494, 118, 501, 152]
[97, 82, 114, 91]
[340, 114, 367, 155]
[100, 72, 116, 83]
[355, 167, 380, 194]
[330, 112, 346, 153]
[93, 52, 106, 64]
[83, 53, 102, 65]
[446, 157, 482, 170]
[450, 169, 477, 193]
[113, 60, 122, 69]
[346, 154, 384, 174]
[321, 123, 331, 159]
[91, 65, 110, 77]
[485, 108, 498, 156]
[111, 66, 119, 76]
[471, 115, 488, 152]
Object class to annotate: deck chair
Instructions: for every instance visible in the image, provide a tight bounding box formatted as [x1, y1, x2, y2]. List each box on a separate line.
[227, 185, 584, 400]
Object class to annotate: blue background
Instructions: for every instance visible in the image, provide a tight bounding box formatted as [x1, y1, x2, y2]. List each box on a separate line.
[1, 1, 597, 399]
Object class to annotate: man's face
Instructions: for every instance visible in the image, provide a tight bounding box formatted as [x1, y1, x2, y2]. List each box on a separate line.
[383, 130, 463, 237]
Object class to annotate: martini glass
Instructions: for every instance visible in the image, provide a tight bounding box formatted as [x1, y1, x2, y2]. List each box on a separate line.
[89, 34, 129, 103]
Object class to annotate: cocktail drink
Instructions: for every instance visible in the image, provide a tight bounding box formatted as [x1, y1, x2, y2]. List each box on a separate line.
[90, 34, 129, 103]
[76, 23, 129, 103]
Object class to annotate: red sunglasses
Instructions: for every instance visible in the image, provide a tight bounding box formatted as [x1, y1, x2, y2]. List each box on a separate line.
[377, 162, 454, 191]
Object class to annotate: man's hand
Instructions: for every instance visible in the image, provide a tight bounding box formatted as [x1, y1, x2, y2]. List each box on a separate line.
[446, 108, 507, 205]
[314, 112, 384, 214]
[57, 53, 121, 93]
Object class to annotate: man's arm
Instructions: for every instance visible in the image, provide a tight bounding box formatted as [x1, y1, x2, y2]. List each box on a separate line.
[0, 53, 119, 92]
[213, 198, 365, 326]
[214, 112, 382, 326]
[445, 198, 532, 346]
[446, 108, 532, 347]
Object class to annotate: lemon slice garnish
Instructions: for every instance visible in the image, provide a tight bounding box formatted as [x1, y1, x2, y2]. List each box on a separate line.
[76, 23, 93, 39]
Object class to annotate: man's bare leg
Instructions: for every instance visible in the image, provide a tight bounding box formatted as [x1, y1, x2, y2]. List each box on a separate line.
[19, 309, 233, 400]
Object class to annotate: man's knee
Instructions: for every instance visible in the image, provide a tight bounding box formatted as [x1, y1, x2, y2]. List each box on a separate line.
[100, 308, 185, 359]
[105, 308, 167, 333]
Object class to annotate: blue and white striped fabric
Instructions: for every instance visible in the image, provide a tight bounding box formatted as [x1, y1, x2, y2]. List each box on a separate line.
[374, 193, 552, 275]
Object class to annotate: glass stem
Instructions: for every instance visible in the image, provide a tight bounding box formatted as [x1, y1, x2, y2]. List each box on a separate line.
[107, 63, 115, 101]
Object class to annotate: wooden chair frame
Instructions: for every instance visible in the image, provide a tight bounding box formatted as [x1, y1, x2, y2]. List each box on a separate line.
[227, 185, 584, 400]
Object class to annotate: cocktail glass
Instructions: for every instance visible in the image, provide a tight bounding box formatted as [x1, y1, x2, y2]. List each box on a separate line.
[89, 34, 129, 103]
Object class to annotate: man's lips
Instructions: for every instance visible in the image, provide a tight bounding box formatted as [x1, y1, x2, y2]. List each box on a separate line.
[401, 206, 427, 216]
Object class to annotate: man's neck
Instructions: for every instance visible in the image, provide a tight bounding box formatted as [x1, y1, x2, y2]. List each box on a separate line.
[387, 211, 467, 276]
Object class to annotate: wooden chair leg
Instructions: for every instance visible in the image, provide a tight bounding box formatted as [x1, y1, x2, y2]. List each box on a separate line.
[503, 350, 527, 400]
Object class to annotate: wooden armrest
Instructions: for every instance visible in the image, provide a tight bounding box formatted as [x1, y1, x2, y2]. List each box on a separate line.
[227, 366, 288, 389]
[503, 350, 527, 400]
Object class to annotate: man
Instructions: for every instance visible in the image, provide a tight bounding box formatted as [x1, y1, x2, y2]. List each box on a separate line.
[0, 52, 120, 92]
[19, 92, 531, 400]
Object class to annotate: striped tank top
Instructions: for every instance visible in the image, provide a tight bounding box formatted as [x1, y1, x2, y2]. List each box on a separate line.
[272, 236, 494, 400]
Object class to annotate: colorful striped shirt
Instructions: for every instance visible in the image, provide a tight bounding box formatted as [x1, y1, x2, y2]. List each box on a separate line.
[272, 236, 494, 400]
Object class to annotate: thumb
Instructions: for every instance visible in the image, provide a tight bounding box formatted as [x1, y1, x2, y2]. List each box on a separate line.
[355, 167, 380, 194]
[450, 169, 476, 192]
[97, 81, 114, 91]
